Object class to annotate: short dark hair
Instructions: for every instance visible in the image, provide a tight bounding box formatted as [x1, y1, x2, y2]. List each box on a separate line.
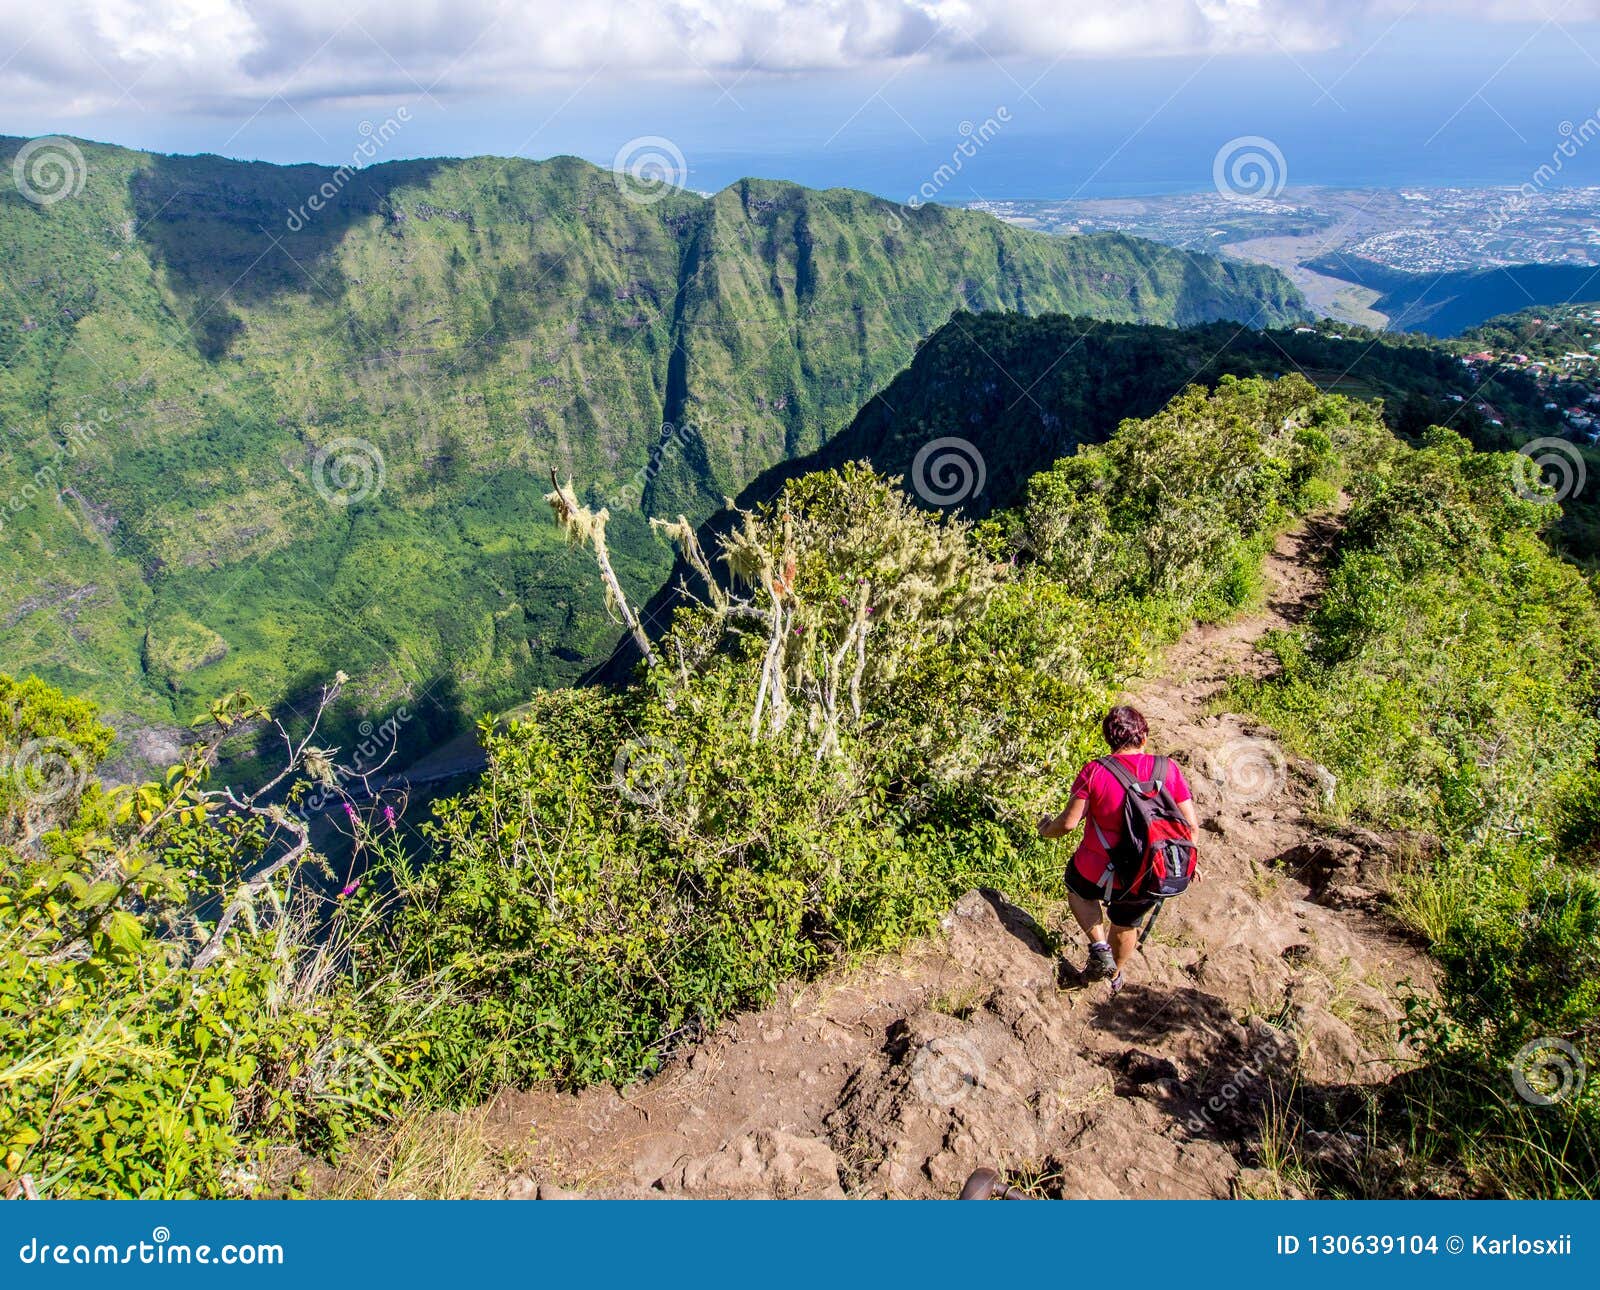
[1102, 704, 1148, 750]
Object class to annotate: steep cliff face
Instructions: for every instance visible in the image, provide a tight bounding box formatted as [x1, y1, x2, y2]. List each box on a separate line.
[0, 136, 1305, 732]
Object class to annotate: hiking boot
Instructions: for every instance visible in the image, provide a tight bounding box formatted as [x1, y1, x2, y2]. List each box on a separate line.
[1084, 943, 1117, 982]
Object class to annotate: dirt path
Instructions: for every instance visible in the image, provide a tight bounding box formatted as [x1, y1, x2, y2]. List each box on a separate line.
[390, 513, 1433, 1199]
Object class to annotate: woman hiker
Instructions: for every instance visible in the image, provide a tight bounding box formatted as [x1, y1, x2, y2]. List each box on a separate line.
[1036, 705, 1199, 992]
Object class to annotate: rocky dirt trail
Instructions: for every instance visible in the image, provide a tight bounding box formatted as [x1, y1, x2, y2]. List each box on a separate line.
[437, 513, 1433, 1199]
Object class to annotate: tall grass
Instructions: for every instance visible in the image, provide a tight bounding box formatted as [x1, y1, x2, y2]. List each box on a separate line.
[1235, 425, 1600, 1197]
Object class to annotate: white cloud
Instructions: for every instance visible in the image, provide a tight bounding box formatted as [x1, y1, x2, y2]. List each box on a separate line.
[0, 0, 1592, 116]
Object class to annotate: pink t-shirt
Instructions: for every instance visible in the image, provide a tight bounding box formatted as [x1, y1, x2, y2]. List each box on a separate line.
[1069, 754, 1191, 882]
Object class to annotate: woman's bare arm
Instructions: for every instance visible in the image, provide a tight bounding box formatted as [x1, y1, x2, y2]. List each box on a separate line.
[1037, 797, 1087, 839]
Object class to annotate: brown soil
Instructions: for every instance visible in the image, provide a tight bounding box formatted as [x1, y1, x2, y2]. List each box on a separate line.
[341, 513, 1435, 1200]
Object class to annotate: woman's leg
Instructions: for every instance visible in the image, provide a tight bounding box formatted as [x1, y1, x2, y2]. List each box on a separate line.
[1067, 889, 1108, 945]
[1108, 922, 1139, 970]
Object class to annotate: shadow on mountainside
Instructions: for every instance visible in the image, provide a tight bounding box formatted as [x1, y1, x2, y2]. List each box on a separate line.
[304, 509, 1438, 1200]
[129, 153, 447, 358]
[610, 311, 1472, 686]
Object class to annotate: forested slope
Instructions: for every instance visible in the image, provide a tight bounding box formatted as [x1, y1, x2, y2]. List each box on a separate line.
[0, 136, 1305, 751]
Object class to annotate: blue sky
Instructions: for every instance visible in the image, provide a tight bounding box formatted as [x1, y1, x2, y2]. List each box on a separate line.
[6, 2, 1600, 199]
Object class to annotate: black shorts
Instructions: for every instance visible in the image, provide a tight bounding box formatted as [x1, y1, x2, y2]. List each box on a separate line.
[1065, 858, 1156, 928]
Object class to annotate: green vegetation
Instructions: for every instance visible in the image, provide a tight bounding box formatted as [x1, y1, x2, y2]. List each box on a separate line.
[1235, 427, 1600, 1196]
[6, 288, 1597, 1197]
[1460, 301, 1600, 366]
[0, 674, 437, 1197]
[777, 310, 1597, 573]
[0, 135, 1306, 762]
[794, 313, 1568, 514]
[1, 373, 1352, 1195]
[401, 379, 1339, 1095]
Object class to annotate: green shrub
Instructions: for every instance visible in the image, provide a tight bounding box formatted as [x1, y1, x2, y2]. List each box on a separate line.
[1017, 373, 1372, 624]
[1235, 426, 1600, 1195]
[0, 680, 431, 1197]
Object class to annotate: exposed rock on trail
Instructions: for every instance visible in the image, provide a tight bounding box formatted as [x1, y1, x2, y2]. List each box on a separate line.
[438, 514, 1433, 1199]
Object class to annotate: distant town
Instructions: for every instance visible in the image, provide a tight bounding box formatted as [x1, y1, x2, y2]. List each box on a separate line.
[968, 186, 1600, 272]
[968, 187, 1600, 329]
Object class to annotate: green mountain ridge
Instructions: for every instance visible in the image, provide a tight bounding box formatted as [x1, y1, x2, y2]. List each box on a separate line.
[0, 135, 1307, 748]
[619, 309, 1592, 673]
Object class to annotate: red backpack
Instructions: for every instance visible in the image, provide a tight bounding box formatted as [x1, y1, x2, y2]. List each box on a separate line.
[1089, 755, 1198, 903]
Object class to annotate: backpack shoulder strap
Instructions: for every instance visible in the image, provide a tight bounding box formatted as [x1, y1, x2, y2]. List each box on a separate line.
[1101, 754, 1165, 796]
